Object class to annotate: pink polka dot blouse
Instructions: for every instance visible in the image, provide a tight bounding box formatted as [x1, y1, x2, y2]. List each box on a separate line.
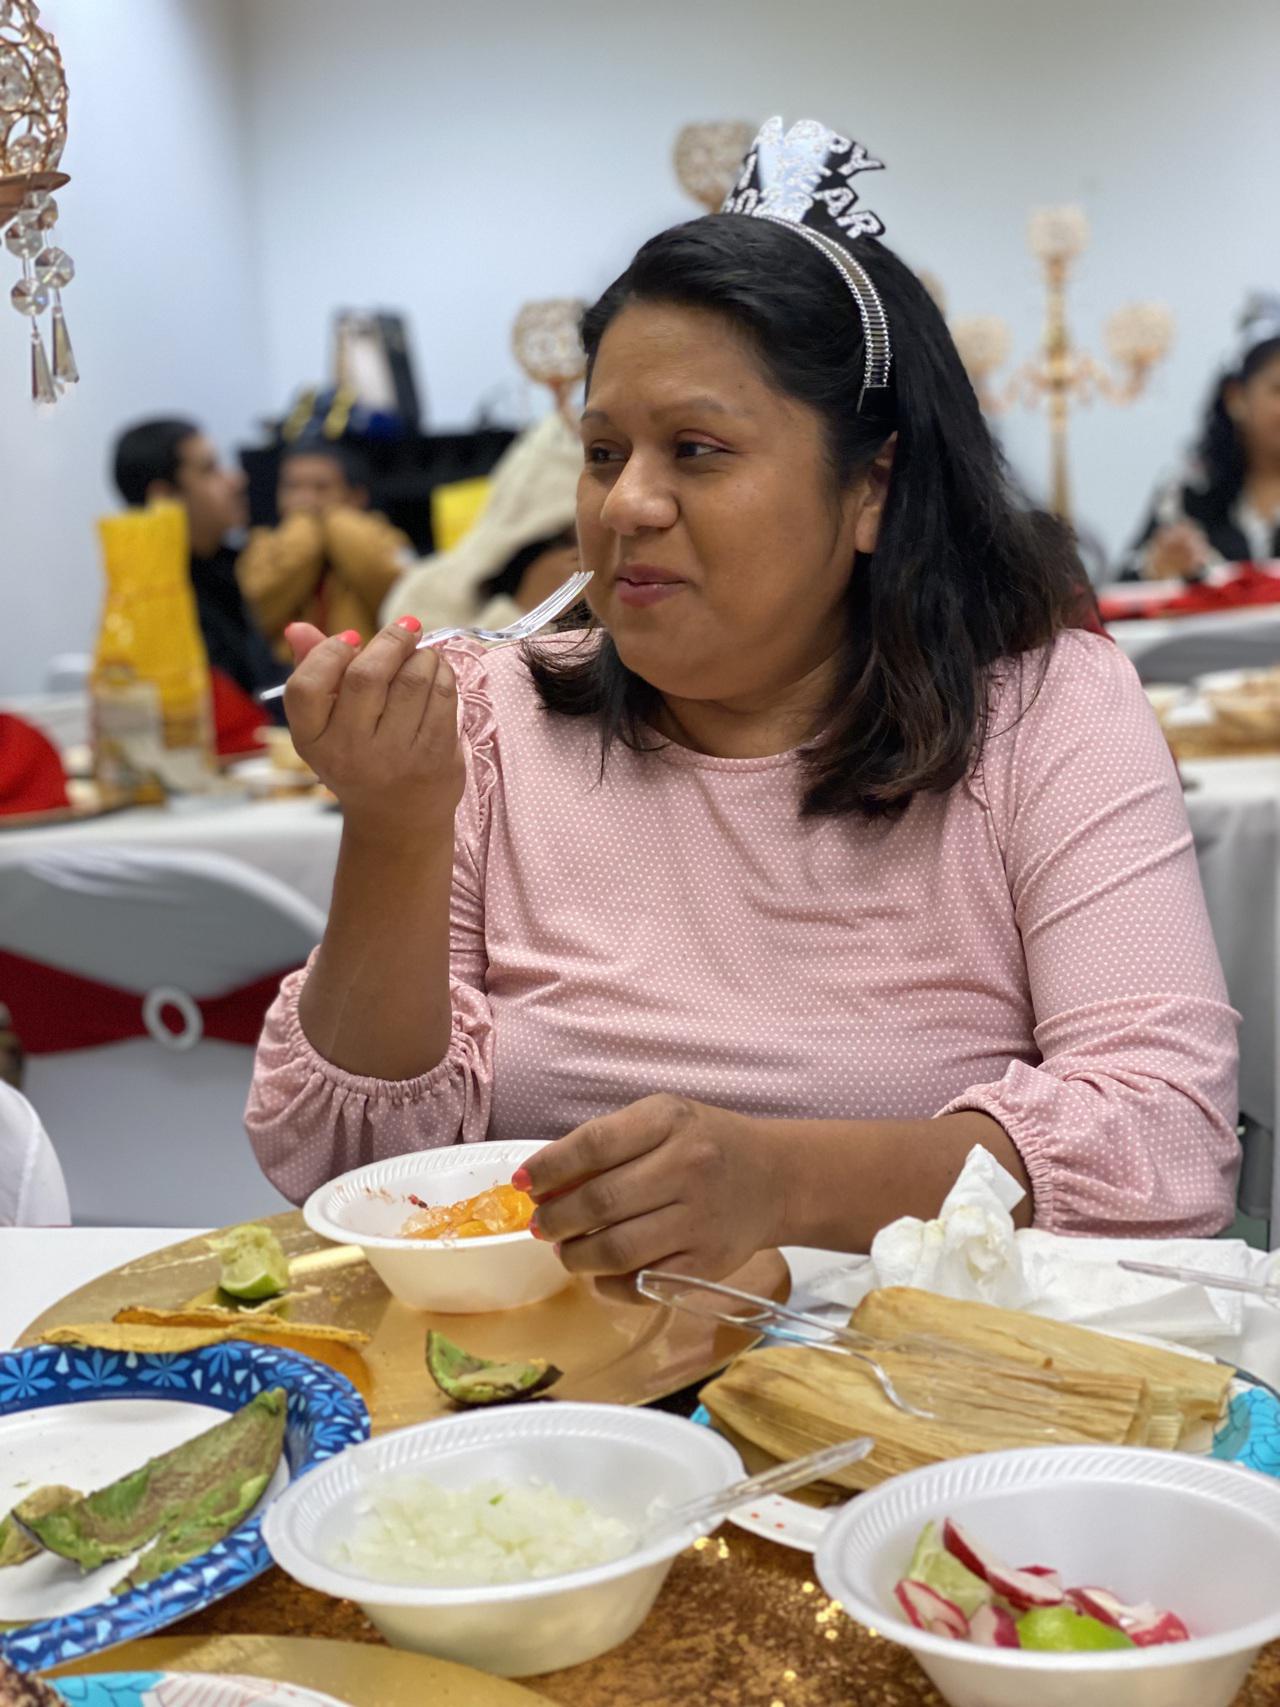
[246, 630, 1240, 1236]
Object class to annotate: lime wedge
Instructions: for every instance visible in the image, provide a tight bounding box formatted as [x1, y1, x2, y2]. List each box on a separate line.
[211, 1223, 290, 1301]
[1016, 1607, 1135, 1652]
[906, 1521, 992, 1619]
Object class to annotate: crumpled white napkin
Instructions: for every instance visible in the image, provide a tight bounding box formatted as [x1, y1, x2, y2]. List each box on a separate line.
[807, 1146, 1252, 1348]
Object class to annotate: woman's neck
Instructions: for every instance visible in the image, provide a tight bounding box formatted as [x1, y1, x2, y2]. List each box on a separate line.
[654, 654, 837, 759]
[1244, 466, 1280, 519]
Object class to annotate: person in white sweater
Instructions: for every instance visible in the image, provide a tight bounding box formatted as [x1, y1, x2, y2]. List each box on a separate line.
[0, 1082, 70, 1226]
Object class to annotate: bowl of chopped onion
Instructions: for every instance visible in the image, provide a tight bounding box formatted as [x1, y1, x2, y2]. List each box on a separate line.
[814, 1444, 1280, 1707]
[302, 1142, 569, 1313]
[262, 1400, 744, 1676]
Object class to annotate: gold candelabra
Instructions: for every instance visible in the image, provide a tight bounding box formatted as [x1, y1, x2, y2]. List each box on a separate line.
[951, 206, 1173, 522]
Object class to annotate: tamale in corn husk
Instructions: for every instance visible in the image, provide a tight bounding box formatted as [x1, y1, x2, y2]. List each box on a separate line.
[700, 1339, 1152, 1492]
[853, 1287, 1231, 1443]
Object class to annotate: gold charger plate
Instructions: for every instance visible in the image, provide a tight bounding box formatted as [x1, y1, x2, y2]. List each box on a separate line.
[20, 1211, 790, 1433]
[46, 1633, 541, 1704]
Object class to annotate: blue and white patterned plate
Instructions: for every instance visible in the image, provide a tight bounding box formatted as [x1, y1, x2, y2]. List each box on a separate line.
[693, 1368, 1280, 1555]
[52, 1672, 348, 1705]
[0, 1339, 369, 1675]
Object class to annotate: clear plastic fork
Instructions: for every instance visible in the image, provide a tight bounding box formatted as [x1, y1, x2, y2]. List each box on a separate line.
[257, 567, 593, 703]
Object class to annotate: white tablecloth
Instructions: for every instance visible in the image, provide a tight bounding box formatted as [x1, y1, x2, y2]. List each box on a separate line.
[0, 796, 342, 914]
[1182, 758, 1280, 1228]
[0, 1227, 208, 1348]
[1109, 607, 1280, 682]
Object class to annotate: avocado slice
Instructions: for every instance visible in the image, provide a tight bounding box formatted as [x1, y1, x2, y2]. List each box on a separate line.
[0, 1484, 80, 1568]
[426, 1330, 562, 1407]
[22, 1387, 285, 1572]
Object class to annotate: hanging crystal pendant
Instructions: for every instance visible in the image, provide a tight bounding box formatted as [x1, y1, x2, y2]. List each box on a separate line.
[51, 297, 77, 384]
[29, 320, 55, 404]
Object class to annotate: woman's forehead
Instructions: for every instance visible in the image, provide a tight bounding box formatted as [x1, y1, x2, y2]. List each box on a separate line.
[585, 301, 773, 419]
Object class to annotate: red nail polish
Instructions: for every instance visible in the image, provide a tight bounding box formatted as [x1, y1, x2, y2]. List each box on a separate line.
[338, 630, 361, 646]
[511, 1167, 532, 1191]
[396, 614, 423, 634]
[529, 1218, 542, 1240]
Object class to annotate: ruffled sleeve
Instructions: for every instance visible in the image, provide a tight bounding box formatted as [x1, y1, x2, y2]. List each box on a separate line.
[937, 632, 1240, 1237]
[244, 642, 500, 1203]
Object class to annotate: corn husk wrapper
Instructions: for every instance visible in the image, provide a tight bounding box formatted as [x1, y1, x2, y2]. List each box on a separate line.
[855, 1287, 1230, 1441]
[701, 1286, 1233, 1493]
[701, 1341, 1151, 1492]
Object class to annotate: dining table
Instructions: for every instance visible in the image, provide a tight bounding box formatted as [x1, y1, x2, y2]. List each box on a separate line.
[6, 1226, 1280, 1706]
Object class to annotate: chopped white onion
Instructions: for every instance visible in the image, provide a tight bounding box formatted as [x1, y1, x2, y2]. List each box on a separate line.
[333, 1475, 635, 1586]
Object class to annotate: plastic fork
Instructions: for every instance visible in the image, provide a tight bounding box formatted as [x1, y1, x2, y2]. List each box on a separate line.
[257, 568, 593, 704]
[1117, 1258, 1280, 1303]
[641, 1435, 874, 1545]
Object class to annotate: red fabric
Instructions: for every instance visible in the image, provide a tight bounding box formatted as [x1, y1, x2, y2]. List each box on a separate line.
[1071, 583, 1111, 639]
[1098, 564, 1280, 624]
[210, 668, 268, 757]
[0, 947, 301, 1053]
[0, 714, 71, 816]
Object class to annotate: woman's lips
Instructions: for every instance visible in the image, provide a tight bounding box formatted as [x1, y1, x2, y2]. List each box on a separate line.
[614, 567, 687, 609]
[616, 579, 685, 608]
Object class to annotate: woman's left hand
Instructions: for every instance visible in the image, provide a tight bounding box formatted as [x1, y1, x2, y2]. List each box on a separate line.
[516, 1095, 784, 1296]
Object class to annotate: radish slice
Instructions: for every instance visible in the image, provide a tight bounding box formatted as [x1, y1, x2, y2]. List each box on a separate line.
[1066, 1586, 1132, 1628]
[894, 1579, 971, 1639]
[970, 1603, 1020, 1647]
[1128, 1611, 1191, 1647]
[1020, 1566, 1062, 1588]
[1067, 1587, 1190, 1645]
[942, 1519, 1065, 1611]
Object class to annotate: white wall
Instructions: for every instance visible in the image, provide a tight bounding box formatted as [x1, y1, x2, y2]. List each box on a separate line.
[0, 0, 264, 693]
[238, 0, 1280, 568]
[3, 0, 1277, 697]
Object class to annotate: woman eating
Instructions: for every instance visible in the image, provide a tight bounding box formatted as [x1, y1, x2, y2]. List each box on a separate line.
[247, 118, 1239, 1282]
[1121, 295, 1280, 579]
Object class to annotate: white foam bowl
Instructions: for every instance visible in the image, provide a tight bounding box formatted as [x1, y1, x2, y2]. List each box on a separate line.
[262, 1401, 744, 1676]
[302, 1143, 569, 1313]
[815, 1445, 1280, 1707]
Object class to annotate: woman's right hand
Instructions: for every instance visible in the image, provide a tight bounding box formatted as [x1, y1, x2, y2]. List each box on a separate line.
[1143, 522, 1212, 581]
[282, 616, 465, 842]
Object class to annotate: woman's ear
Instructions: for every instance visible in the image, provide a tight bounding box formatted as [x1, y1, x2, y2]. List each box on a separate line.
[853, 433, 898, 555]
[1223, 380, 1246, 425]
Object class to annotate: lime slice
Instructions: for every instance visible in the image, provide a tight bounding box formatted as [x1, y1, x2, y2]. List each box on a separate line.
[906, 1522, 992, 1619]
[211, 1224, 290, 1301]
[1016, 1607, 1135, 1652]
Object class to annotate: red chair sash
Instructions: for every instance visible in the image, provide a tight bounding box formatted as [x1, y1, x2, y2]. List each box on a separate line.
[0, 947, 296, 1053]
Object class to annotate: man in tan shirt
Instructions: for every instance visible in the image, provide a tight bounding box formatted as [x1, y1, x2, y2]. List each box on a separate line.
[238, 442, 411, 656]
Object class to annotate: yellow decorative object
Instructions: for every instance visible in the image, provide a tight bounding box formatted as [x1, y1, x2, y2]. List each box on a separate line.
[91, 501, 214, 804]
[431, 476, 491, 553]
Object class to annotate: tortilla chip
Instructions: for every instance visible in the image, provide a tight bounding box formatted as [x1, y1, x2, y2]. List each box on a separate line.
[42, 1324, 235, 1353]
[114, 1305, 369, 1347]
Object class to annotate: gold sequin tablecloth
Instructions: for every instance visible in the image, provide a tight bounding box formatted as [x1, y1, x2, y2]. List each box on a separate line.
[167, 1528, 1280, 1707]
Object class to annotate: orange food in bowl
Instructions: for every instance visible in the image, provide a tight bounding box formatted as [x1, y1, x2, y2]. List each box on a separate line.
[400, 1183, 535, 1241]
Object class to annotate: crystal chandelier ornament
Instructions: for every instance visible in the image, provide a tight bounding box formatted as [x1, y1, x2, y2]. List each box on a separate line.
[0, 0, 76, 402]
[674, 121, 756, 212]
[511, 298, 586, 417]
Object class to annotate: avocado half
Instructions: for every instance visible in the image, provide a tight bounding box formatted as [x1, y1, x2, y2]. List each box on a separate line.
[426, 1330, 562, 1407]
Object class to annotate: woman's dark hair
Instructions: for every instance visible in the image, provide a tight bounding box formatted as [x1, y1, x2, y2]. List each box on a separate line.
[527, 214, 1087, 819]
[1188, 336, 1280, 529]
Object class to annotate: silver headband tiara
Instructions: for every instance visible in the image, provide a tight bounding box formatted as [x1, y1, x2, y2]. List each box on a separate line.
[720, 116, 890, 410]
[1225, 292, 1280, 378]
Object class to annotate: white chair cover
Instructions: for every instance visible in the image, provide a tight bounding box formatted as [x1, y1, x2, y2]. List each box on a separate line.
[0, 849, 325, 1227]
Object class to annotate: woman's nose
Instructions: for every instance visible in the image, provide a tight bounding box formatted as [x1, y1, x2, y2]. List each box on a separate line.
[599, 453, 677, 534]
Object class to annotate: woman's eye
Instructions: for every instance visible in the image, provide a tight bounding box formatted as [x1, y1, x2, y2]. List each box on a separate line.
[675, 440, 722, 459]
[585, 445, 623, 465]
